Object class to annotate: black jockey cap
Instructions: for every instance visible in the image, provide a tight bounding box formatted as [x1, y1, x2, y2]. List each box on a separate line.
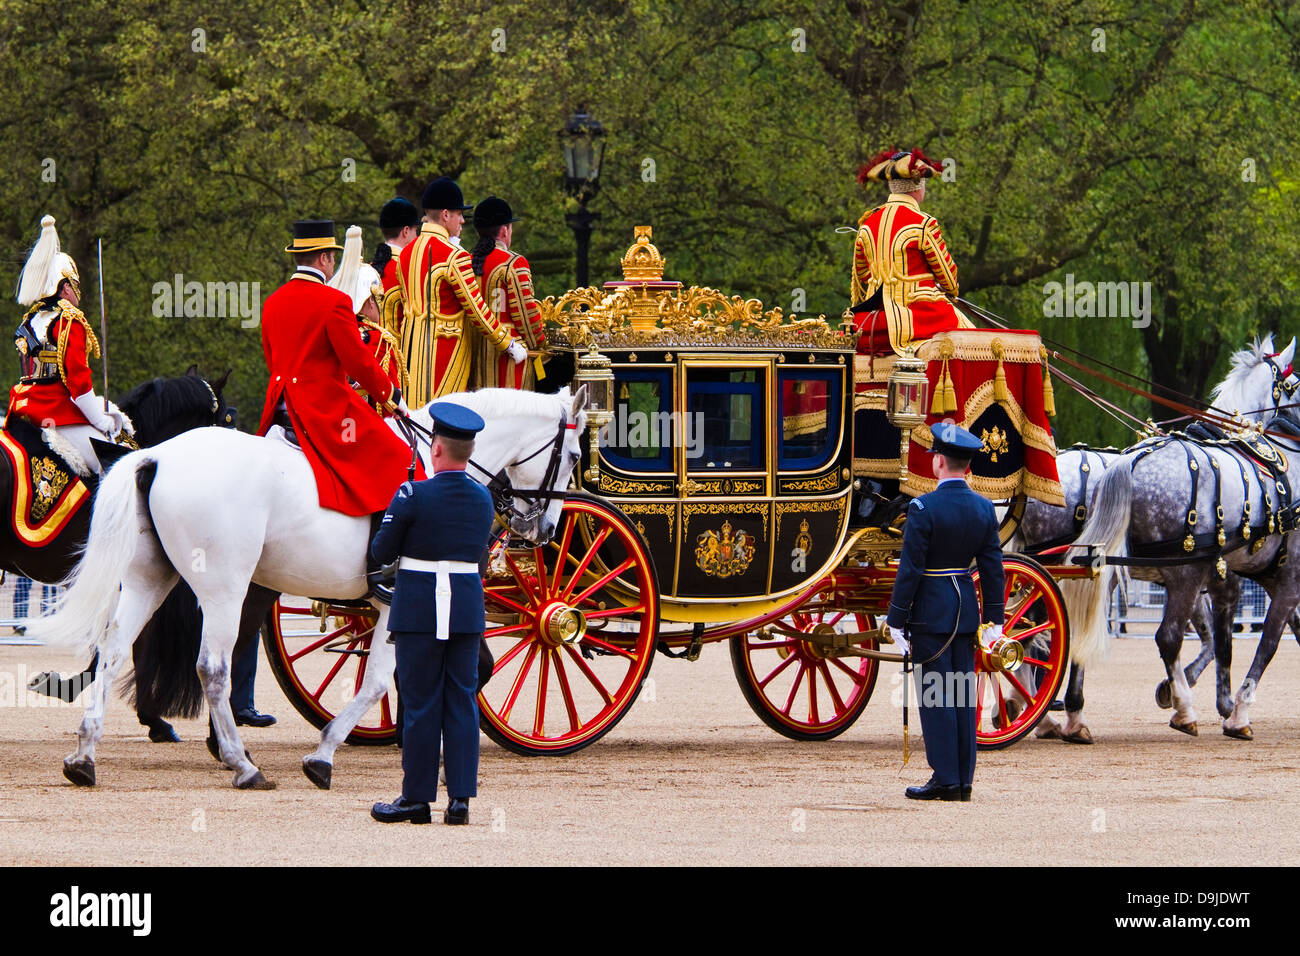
[473, 196, 521, 230]
[378, 197, 420, 230]
[929, 420, 984, 459]
[422, 177, 474, 213]
[285, 219, 343, 254]
[429, 401, 486, 441]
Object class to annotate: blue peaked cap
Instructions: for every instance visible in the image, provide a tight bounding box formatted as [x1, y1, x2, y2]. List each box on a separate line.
[429, 402, 485, 441]
[930, 421, 983, 456]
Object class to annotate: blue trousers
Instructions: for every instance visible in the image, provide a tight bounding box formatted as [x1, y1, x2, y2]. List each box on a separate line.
[912, 631, 977, 787]
[229, 632, 257, 713]
[394, 630, 480, 803]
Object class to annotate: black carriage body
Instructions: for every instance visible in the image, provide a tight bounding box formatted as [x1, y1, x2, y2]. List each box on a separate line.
[574, 344, 856, 602]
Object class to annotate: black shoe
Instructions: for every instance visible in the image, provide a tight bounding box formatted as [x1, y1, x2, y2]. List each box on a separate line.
[960, 786, 973, 802]
[905, 777, 962, 801]
[444, 797, 470, 825]
[371, 796, 432, 824]
[234, 708, 277, 728]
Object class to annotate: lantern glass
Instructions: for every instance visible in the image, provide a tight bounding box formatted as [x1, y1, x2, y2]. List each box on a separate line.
[560, 111, 606, 199]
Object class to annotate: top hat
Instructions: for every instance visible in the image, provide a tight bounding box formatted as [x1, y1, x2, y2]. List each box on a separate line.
[421, 177, 474, 213]
[379, 197, 420, 231]
[285, 219, 343, 254]
[429, 401, 486, 441]
[473, 196, 521, 230]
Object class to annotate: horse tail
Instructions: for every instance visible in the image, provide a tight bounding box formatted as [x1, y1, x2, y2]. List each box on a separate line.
[1059, 462, 1132, 668]
[121, 580, 204, 720]
[31, 452, 162, 650]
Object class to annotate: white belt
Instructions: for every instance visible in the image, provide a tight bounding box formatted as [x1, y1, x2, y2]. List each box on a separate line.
[398, 558, 479, 641]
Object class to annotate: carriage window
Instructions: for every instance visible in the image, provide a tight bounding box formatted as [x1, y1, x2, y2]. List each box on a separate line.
[778, 369, 840, 470]
[686, 367, 765, 470]
[601, 368, 673, 472]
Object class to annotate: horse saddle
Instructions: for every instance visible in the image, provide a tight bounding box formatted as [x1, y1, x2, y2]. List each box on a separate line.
[0, 417, 91, 546]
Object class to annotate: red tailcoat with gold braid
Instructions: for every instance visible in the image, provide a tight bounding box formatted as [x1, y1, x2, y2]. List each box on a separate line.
[476, 243, 545, 389]
[358, 317, 408, 418]
[7, 299, 101, 427]
[851, 193, 972, 354]
[378, 246, 405, 340]
[397, 223, 511, 405]
[256, 271, 417, 516]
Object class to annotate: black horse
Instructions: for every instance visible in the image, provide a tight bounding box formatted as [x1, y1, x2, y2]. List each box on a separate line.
[20, 367, 233, 740]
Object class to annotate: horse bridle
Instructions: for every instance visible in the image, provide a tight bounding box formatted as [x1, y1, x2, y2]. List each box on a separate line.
[393, 411, 579, 528]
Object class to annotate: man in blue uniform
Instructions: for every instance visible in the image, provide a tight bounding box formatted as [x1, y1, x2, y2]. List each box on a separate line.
[370, 402, 496, 825]
[886, 421, 1005, 802]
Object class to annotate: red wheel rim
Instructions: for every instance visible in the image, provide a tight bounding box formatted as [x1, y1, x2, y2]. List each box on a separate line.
[736, 608, 878, 736]
[480, 499, 657, 753]
[265, 601, 396, 740]
[972, 557, 1069, 748]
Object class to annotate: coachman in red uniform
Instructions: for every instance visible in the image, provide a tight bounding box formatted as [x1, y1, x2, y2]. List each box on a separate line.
[851, 149, 973, 355]
[257, 219, 418, 517]
[372, 197, 420, 341]
[469, 196, 546, 390]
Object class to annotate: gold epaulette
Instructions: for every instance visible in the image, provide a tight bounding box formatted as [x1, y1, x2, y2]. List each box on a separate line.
[54, 299, 100, 391]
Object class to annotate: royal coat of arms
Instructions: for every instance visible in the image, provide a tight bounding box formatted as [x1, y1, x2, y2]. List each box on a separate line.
[30, 456, 70, 522]
[695, 520, 756, 578]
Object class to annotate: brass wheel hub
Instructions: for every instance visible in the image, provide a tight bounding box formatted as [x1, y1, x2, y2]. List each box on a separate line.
[538, 601, 588, 647]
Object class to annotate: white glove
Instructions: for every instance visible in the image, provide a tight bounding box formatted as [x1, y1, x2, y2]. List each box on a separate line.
[889, 626, 910, 656]
[73, 392, 120, 438]
[507, 340, 527, 365]
[982, 623, 1004, 643]
[105, 402, 133, 437]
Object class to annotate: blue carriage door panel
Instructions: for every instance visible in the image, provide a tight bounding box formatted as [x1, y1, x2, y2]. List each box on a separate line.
[601, 367, 674, 474]
[684, 367, 766, 472]
[777, 369, 841, 472]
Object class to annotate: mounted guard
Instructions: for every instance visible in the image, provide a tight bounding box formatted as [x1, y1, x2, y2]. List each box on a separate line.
[332, 225, 409, 417]
[396, 178, 526, 406]
[8, 216, 132, 475]
[851, 148, 974, 355]
[469, 196, 546, 390]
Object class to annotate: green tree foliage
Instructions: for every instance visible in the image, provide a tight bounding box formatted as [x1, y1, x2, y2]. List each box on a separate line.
[0, 0, 1294, 447]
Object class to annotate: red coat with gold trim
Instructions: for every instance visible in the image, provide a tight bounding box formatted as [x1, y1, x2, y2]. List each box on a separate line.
[358, 318, 407, 418]
[477, 243, 545, 389]
[851, 193, 972, 354]
[7, 300, 99, 427]
[256, 270, 414, 516]
[396, 223, 511, 406]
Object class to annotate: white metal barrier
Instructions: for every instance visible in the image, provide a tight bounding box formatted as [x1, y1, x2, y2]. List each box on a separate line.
[0, 575, 63, 644]
[1108, 577, 1268, 636]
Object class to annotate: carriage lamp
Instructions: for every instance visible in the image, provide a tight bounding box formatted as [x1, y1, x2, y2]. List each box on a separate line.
[574, 341, 615, 483]
[886, 348, 931, 483]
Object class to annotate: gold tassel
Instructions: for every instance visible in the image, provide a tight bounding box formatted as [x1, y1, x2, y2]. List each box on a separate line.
[992, 338, 1009, 403]
[1040, 346, 1056, 417]
[929, 371, 945, 415]
[943, 365, 958, 412]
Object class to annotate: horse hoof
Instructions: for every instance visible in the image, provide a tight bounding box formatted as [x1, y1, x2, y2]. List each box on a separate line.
[147, 722, 181, 743]
[63, 757, 95, 787]
[235, 770, 276, 791]
[1223, 724, 1253, 741]
[1155, 680, 1173, 710]
[1063, 726, 1094, 744]
[1036, 724, 1064, 739]
[302, 759, 332, 790]
[1170, 718, 1198, 736]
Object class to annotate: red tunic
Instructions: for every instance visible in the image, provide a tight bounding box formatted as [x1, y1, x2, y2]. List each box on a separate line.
[256, 271, 418, 516]
[476, 244, 545, 389]
[358, 318, 407, 418]
[851, 193, 972, 354]
[7, 302, 98, 427]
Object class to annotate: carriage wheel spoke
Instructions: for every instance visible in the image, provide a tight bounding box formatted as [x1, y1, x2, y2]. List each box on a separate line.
[312, 641, 356, 701]
[994, 677, 1009, 729]
[549, 514, 576, 597]
[533, 650, 551, 737]
[562, 643, 614, 706]
[485, 621, 532, 639]
[502, 550, 540, 602]
[493, 636, 533, 677]
[1022, 656, 1051, 669]
[781, 664, 808, 716]
[533, 546, 549, 600]
[552, 651, 581, 734]
[1005, 672, 1035, 705]
[830, 656, 867, 685]
[807, 665, 821, 724]
[379, 693, 393, 729]
[1007, 620, 1053, 642]
[353, 638, 370, 694]
[579, 636, 638, 661]
[288, 624, 353, 663]
[499, 643, 539, 722]
[582, 603, 646, 622]
[974, 671, 987, 730]
[570, 557, 637, 607]
[826, 611, 847, 627]
[485, 590, 535, 618]
[1005, 586, 1039, 630]
[559, 527, 612, 601]
[818, 661, 848, 714]
[758, 650, 799, 689]
[748, 638, 798, 652]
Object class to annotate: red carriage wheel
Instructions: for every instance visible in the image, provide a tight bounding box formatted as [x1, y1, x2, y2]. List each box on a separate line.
[972, 554, 1069, 749]
[730, 606, 879, 740]
[262, 600, 397, 745]
[479, 493, 659, 756]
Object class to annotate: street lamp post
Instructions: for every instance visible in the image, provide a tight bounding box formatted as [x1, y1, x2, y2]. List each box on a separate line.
[560, 109, 606, 288]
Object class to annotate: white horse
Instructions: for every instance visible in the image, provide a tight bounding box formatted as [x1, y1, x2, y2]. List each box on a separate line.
[33, 387, 587, 789]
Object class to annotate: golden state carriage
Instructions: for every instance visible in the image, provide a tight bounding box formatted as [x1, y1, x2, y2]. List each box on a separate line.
[261, 227, 1091, 755]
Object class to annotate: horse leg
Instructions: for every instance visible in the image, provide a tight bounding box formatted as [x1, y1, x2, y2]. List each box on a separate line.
[302, 604, 395, 790]
[1058, 662, 1092, 742]
[195, 591, 273, 790]
[1156, 580, 1200, 735]
[29, 652, 97, 703]
[1223, 597, 1289, 740]
[64, 574, 177, 786]
[1183, 590, 1215, 688]
[1208, 577, 1239, 720]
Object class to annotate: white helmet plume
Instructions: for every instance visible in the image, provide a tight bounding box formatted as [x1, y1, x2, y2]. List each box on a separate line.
[16, 215, 78, 307]
[328, 224, 363, 309]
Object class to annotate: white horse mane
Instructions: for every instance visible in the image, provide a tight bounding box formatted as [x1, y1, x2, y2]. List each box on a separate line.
[429, 386, 573, 422]
[1211, 334, 1276, 415]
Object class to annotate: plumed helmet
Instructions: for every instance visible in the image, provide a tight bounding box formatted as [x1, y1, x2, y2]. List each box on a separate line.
[17, 215, 79, 307]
